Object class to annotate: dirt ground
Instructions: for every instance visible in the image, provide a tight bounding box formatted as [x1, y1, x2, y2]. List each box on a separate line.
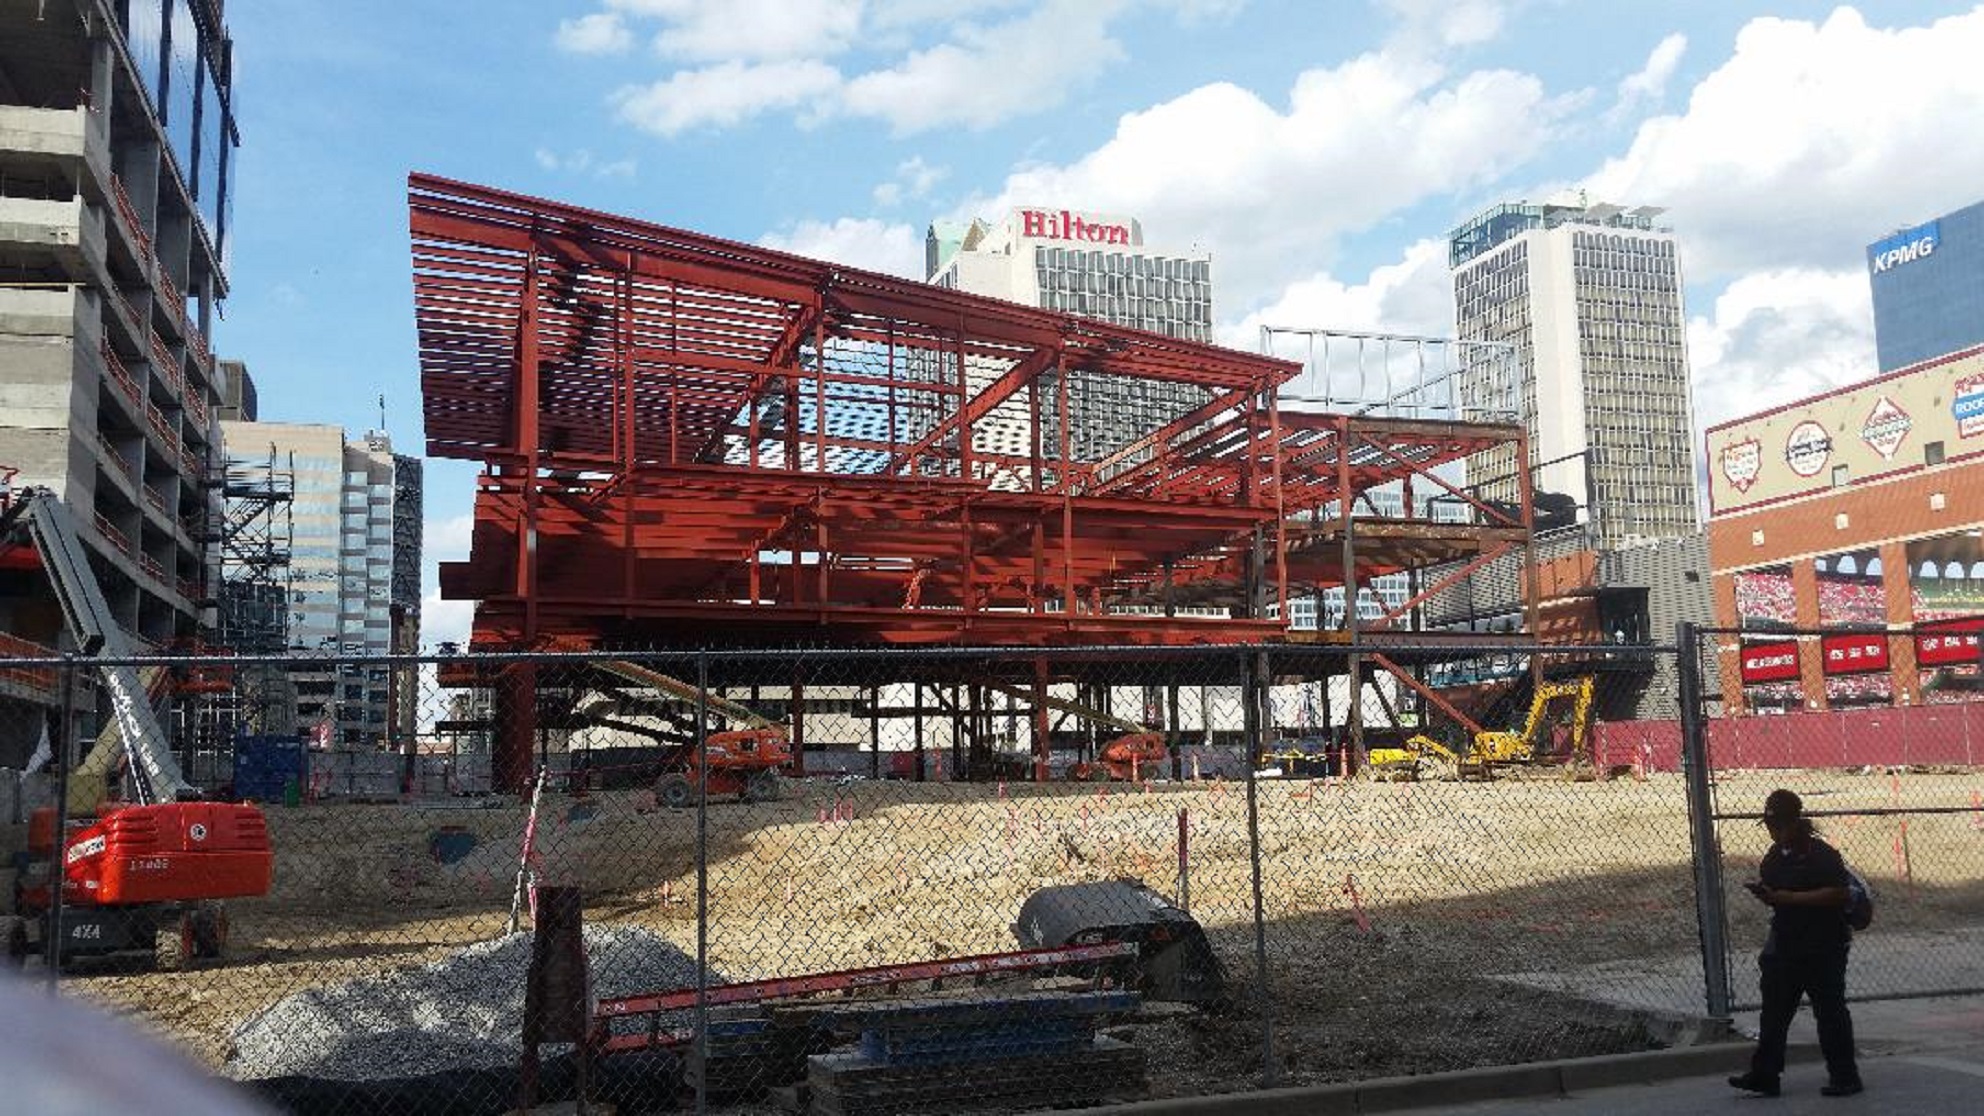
[64, 767, 1984, 1106]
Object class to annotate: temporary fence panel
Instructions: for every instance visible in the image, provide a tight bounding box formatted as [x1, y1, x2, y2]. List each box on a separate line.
[1682, 625, 1984, 1015]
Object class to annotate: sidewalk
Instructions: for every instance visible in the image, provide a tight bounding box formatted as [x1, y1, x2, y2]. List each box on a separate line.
[1067, 992, 1984, 1116]
[1397, 993, 1984, 1114]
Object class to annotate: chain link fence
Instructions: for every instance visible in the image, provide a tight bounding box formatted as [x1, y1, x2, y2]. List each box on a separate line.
[1, 639, 1978, 1113]
[1684, 625, 1984, 1017]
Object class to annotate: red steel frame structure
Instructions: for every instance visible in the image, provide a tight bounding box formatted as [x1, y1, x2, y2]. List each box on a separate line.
[409, 175, 1538, 786]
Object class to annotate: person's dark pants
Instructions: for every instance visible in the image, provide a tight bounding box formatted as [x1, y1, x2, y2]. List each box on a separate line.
[1751, 946, 1860, 1085]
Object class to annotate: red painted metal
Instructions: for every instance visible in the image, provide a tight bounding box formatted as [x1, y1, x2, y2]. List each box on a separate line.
[591, 940, 1135, 1055]
[409, 175, 1533, 655]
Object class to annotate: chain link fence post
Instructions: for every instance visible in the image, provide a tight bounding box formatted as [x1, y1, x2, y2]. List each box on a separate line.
[45, 655, 76, 990]
[1242, 647, 1278, 1087]
[693, 649, 711, 1116]
[1678, 621, 1733, 1020]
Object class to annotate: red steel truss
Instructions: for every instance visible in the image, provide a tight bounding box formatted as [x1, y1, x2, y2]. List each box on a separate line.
[410, 174, 1536, 652]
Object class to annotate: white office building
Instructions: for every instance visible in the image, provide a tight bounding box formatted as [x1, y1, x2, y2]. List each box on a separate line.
[927, 208, 1217, 469]
[927, 208, 1213, 342]
[218, 421, 416, 745]
[1448, 199, 1699, 547]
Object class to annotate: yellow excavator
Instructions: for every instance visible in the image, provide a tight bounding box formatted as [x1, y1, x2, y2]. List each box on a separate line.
[1369, 676, 1596, 780]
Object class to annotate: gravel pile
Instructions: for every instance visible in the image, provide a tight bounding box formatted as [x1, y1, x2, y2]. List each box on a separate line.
[226, 925, 717, 1082]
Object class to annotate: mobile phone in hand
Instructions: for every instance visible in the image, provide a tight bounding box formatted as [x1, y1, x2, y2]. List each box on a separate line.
[1744, 881, 1767, 896]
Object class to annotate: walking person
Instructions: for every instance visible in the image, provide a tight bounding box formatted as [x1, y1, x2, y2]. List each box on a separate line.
[1729, 788, 1864, 1098]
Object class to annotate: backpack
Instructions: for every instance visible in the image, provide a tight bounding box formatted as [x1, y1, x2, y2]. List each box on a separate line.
[1845, 868, 1874, 931]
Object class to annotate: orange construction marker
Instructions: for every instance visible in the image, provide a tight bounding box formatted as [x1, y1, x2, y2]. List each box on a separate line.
[1343, 873, 1372, 933]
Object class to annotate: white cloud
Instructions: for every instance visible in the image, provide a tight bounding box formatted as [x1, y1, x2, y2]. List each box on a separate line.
[584, 0, 1137, 135]
[622, 0, 864, 62]
[869, 0, 1025, 25]
[969, 53, 1568, 314]
[758, 217, 925, 279]
[556, 12, 634, 55]
[842, 0, 1129, 134]
[612, 58, 842, 136]
[420, 512, 476, 650]
[1686, 268, 1875, 431]
[1381, 0, 1509, 50]
[420, 589, 476, 653]
[1221, 239, 1455, 347]
[533, 148, 638, 178]
[1156, 0, 1248, 27]
[872, 156, 948, 207]
[1616, 32, 1686, 110]
[424, 512, 475, 564]
[1589, 7, 1984, 279]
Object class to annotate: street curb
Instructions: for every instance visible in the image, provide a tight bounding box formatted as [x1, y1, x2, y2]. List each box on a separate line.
[1059, 1041, 1826, 1115]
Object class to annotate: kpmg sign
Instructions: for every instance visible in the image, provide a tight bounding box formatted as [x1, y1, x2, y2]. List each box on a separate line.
[1868, 220, 1939, 277]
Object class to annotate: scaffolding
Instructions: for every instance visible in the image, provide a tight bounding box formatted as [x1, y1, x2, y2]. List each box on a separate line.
[213, 446, 296, 736]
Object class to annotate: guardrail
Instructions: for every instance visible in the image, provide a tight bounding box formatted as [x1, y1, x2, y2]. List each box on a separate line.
[98, 337, 141, 408]
[186, 321, 213, 380]
[146, 402, 178, 451]
[150, 331, 184, 397]
[109, 174, 154, 265]
[155, 268, 184, 333]
[91, 510, 133, 556]
[94, 431, 135, 484]
[0, 633, 57, 694]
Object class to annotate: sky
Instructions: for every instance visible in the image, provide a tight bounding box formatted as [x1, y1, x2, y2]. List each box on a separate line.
[211, 1, 1984, 650]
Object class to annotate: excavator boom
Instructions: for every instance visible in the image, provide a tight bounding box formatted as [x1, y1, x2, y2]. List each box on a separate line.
[9, 492, 188, 804]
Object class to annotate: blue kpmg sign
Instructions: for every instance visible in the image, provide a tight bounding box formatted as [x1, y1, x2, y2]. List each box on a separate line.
[1869, 220, 1940, 276]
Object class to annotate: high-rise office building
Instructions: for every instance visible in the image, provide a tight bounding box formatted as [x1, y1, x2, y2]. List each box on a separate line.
[927, 208, 1213, 342]
[218, 422, 420, 746]
[1868, 198, 1984, 373]
[927, 208, 1216, 467]
[1448, 198, 1699, 548]
[0, 1, 238, 656]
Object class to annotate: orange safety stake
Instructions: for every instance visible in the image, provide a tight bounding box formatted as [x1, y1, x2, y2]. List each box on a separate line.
[1343, 874, 1372, 933]
[1898, 817, 1915, 893]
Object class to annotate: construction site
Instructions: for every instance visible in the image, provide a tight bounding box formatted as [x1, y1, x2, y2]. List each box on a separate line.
[406, 173, 1611, 792]
[0, 175, 1978, 1116]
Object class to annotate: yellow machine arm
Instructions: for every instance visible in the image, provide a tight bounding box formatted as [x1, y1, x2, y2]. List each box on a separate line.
[1475, 676, 1596, 763]
[1378, 676, 1596, 774]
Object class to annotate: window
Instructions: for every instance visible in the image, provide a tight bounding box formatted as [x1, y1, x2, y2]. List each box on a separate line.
[1831, 464, 1849, 488]
[1925, 440, 1945, 466]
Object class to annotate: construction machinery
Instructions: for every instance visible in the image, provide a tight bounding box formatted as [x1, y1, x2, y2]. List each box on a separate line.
[592, 661, 792, 807]
[1369, 676, 1596, 780]
[1066, 732, 1169, 783]
[984, 683, 1172, 783]
[0, 489, 272, 968]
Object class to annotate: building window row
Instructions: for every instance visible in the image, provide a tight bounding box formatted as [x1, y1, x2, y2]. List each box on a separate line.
[1037, 248, 1208, 280]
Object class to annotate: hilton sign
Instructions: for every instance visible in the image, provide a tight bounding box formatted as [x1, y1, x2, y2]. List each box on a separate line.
[1019, 209, 1135, 246]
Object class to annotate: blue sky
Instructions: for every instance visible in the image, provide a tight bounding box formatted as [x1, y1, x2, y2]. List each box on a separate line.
[211, 1, 1984, 647]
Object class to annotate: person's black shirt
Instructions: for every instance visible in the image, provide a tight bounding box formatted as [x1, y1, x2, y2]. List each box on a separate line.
[1759, 835, 1851, 954]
